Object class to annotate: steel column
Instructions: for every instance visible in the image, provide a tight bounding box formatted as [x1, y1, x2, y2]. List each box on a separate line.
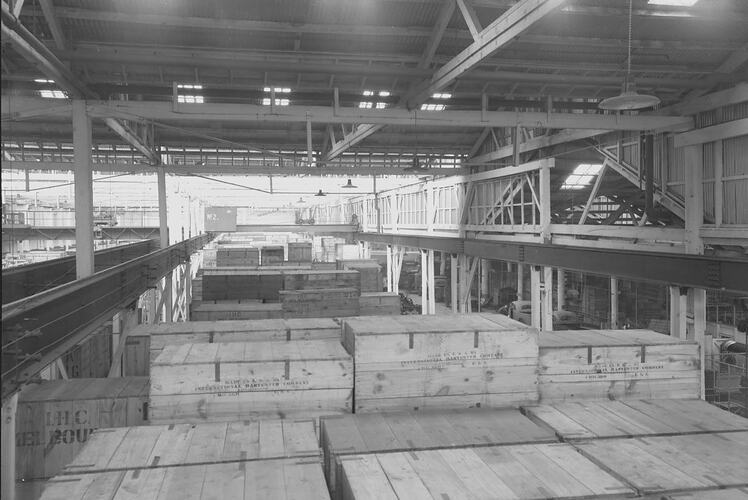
[72, 99, 94, 278]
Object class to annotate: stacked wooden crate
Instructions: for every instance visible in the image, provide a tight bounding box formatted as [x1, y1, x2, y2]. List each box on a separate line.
[131, 317, 341, 361]
[320, 408, 557, 499]
[41, 419, 330, 500]
[261, 245, 285, 264]
[201, 247, 216, 268]
[536, 329, 701, 402]
[15, 377, 149, 481]
[283, 270, 360, 291]
[338, 260, 381, 292]
[149, 340, 353, 423]
[358, 292, 400, 316]
[287, 241, 313, 262]
[202, 269, 284, 301]
[342, 315, 539, 412]
[190, 301, 284, 321]
[216, 247, 260, 267]
[280, 288, 360, 318]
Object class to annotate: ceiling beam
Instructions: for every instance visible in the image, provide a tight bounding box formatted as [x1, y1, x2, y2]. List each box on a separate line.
[455, 0, 482, 40]
[38, 0, 66, 50]
[10, 0, 22, 17]
[73, 99, 692, 132]
[325, 0, 564, 160]
[2, 160, 465, 177]
[470, 129, 609, 164]
[102, 118, 159, 164]
[420, 0, 456, 69]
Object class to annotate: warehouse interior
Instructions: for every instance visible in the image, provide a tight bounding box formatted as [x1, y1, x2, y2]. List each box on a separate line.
[2, 0, 748, 498]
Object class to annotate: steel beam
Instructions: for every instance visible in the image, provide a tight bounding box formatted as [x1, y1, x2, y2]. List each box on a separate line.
[1, 240, 154, 304]
[1, 234, 211, 399]
[0, 226, 160, 241]
[356, 232, 748, 293]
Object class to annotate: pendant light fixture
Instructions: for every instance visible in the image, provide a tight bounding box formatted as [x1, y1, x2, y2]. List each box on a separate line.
[314, 189, 326, 197]
[341, 179, 357, 188]
[599, 0, 660, 111]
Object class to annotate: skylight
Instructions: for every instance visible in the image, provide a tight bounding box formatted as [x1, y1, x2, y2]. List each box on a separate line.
[359, 90, 389, 110]
[561, 163, 603, 190]
[34, 78, 55, 84]
[432, 93, 452, 99]
[648, 0, 699, 6]
[39, 90, 67, 99]
[262, 98, 290, 106]
[262, 87, 291, 105]
[177, 84, 203, 90]
[420, 103, 446, 111]
[264, 87, 291, 93]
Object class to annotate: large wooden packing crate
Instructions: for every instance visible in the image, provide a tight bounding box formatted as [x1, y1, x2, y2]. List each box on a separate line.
[131, 317, 341, 361]
[150, 339, 353, 423]
[338, 443, 632, 500]
[342, 315, 539, 412]
[287, 241, 313, 262]
[358, 292, 400, 316]
[338, 260, 381, 292]
[260, 245, 285, 264]
[283, 270, 360, 291]
[522, 398, 748, 441]
[320, 408, 556, 499]
[202, 270, 284, 301]
[42, 457, 330, 500]
[575, 431, 748, 495]
[190, 301, 284, 321]
[15, 377, 149, 480]
[280, 288, 360, 318]
[537, 329, 701, 402]
[64, 419, 320, 474]
[216, 247, 260, 267]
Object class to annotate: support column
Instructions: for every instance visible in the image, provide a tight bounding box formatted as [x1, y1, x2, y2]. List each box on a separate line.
[539, 164, 552, 243]
[556, 268, 565, 310]
[157, 169, 172, 322]
[451, 254, 458, 313]
[692, 287, 707, 399]
[427, 250, 436, 315]
[480, 259, 490, 309]
[517, 263, 524, 301]
[72, 100, 94, 279]
[439, 252, 446, 276]
[610, 277, 618, 329]
[542, 267, 554, 331]
[386, 245, 393, 292]
[1, 393, 18, 500]
[669, 286, 688, 339]
[530, 266, 542, 329]
[111, 312, 122, 377]
[421, 249, 428, 315]
[185, 260, 192, 321]
[684, 145, 704, 254]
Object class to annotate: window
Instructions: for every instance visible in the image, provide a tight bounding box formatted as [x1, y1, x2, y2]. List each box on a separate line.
[648, 0, 698, 6]
[34, 78, 55, 84]
[39, 90, 67, 99]
[262, 87, 291, 105]
[176, 83, 204, 103]
[178, 95, 204, 104]
[561, 163, 603, 190]
[432, 92, 452, 99]
[177, 84, 203, 90]
[420, 103, 446, 111]
[263, 87, 291, 93]
[262, 98, 290, 106]
[360, 90, 389, 109]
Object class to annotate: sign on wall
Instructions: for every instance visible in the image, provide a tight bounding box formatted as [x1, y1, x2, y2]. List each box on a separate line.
[205, 207, 237, 231]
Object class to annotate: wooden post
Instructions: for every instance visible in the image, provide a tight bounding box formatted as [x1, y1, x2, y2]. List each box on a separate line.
[73, 100, 94, 279]
[669, 286, 679, 337]
[421, 249, 428, 315]
[451, 253, 458, 313]
[386, 245, 393, 292]
[517, 263, 524, 301]
[693, 287, 707, 399]
[610, 276, 618, 329]
[542, 266, 554, 331]
[1, 393, 19, 500]
[531, 266, 542, 329]
[185, 260, 192, 321]
[556, 268, 565, 310]
[157, 168, 172, 322]
[427, 250, 436, 315]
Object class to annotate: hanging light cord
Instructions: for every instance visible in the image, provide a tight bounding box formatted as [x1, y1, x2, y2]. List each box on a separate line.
[627, 0, 633, 77]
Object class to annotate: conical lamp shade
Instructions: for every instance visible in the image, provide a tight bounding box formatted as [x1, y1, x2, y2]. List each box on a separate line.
[314, 189, 326, 197]
[342, 179, 357, 188]
[599, 79, 660, 111]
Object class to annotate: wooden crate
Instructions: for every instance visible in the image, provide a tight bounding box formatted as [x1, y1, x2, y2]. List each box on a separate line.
[64, 419, 320, 474]
[16, 377, 149, 480]
[537, 329, 701, 402]
[358, 292, 400, 316]
[202, 270, 284, 301]
[261, 245, 285, 265]
[42, 457, 330, 500]
[575, 431, 748, 495]
[190, 301, 284, 321]
[338, 260, 381, 292]
[280, 288, 360, 318]
[288, 241, 313, 262]
[216, 247, 260, 267]
[342, 315, 539, 413]
[149, 340, 353, 423]
[123, 334, 150, 376]
[320, 408, 556, 499]
[283, 270, 360, 291]
[338, 443, 632, 500]
[522, 398, 748, 441]
[62, 329, 111, 378]
[131, 318, 341, 361]
[641, 489, 748, 500]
